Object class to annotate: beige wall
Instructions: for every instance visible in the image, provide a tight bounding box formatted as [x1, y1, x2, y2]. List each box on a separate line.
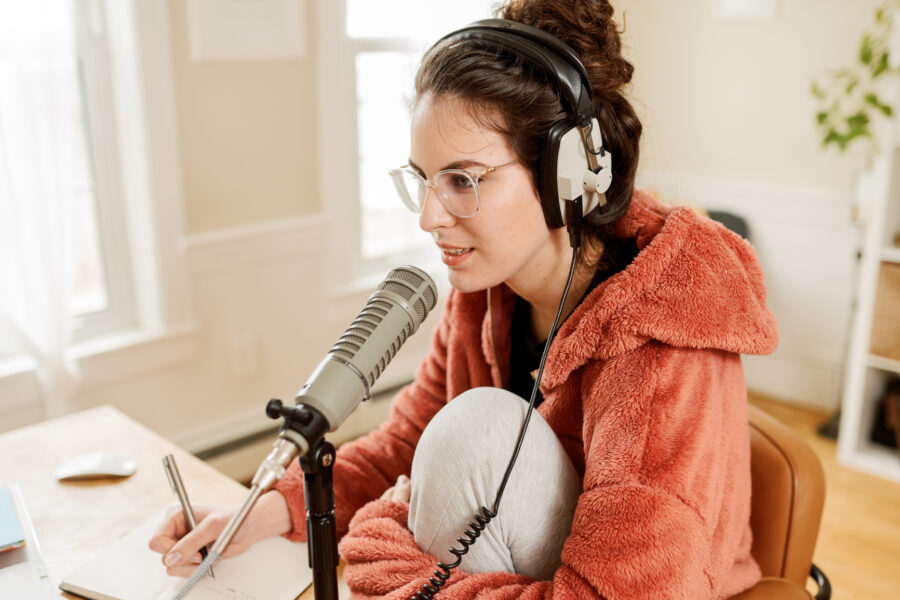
[167, 0, 880, 233]
[168, 0, 320, 234]
[617, 0, 879, 192]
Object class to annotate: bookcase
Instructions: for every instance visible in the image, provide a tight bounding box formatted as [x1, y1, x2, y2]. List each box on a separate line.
[838, 78, 900, 483]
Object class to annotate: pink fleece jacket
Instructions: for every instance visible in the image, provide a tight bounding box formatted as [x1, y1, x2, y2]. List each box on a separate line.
[274, 190, 778, 599]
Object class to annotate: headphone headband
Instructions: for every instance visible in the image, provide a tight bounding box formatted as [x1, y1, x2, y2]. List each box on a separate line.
[433, 19, 594, 126]
[429, 18, 611, 232]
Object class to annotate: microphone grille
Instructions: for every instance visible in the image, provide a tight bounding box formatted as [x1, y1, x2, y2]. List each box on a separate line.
[327, 266, 438, 387]
[379, 266, 438, 326]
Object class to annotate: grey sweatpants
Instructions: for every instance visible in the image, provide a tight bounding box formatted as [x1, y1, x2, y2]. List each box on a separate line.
[407, 387, 581, 580]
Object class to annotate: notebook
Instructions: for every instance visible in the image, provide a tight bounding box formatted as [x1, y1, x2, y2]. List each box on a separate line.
[0, 484, 55, 599]
[60, 513, 313, 600]
[0, 485, 26, 552]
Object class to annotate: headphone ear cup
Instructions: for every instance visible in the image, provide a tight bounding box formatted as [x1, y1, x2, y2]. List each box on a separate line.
[541, 118, 609, 229]
[539, 120, 574, 229]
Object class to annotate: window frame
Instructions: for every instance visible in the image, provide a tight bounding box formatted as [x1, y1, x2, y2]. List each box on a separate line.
[314, 2, 443, 291]
[70, 0, 138, 341]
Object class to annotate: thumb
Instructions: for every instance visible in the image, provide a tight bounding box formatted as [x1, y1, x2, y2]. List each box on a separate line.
[163, 518, 220, 568]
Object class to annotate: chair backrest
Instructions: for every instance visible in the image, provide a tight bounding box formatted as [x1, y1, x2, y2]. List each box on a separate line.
[747, 404, 826, 587]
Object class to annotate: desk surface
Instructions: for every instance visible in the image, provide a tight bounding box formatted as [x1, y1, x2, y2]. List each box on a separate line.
[0, 405, 323, 599]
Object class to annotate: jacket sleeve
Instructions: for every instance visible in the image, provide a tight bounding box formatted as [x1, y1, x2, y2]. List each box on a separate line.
[338, 345, 752, 600]
[273, 291, 455, 542]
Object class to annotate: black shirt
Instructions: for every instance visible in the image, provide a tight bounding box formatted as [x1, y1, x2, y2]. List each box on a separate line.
[508, 236, 639, 406]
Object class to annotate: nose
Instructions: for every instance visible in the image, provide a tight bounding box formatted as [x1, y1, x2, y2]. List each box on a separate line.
[418, 185, 456, 233]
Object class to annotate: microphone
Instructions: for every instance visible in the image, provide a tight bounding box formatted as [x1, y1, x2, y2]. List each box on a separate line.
[250, 265, 438, 487]
[296, 264, 438, 433]
[168, 266, 439, 600]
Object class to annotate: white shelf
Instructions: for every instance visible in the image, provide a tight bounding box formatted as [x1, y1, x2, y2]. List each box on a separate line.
[868, 354, 900, 375]
[840, 86, 900, 483]
[881, 246, 900, 264]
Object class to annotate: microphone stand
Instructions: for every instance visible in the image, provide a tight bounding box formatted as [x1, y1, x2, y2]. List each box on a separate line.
[300, 440, 339, 600]
[266, 399, 340, 600]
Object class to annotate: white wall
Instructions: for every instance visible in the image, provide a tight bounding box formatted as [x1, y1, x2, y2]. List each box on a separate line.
[618, 0, 878, 191]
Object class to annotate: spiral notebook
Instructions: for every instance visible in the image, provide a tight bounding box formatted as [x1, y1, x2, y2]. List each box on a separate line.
[59, 513, 313, 600]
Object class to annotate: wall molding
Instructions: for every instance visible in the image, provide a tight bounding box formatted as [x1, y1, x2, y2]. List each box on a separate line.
[638, 172, 853, 228]
[184, 213, 330, 275]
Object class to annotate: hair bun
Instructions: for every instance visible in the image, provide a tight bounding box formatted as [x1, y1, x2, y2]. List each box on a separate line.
[498, 0, 633, 97]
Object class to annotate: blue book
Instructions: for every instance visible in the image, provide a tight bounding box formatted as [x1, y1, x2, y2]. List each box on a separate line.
[0, 485, 26, 552]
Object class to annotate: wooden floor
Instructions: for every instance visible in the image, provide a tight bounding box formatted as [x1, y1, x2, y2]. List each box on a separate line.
[748, 394, 900, 599]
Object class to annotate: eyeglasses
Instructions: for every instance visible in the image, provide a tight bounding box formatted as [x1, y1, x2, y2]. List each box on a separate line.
[388, 161, 517, 218]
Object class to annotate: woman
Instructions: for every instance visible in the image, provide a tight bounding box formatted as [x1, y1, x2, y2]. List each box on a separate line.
[150, 1, 777, 598]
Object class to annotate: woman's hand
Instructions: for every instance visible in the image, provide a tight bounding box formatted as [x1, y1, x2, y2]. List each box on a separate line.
[380, 474, 411, 503]
[148, 490, 293, 577]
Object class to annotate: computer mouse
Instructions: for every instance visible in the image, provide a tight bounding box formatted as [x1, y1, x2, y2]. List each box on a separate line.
[55, 452, 137, 481]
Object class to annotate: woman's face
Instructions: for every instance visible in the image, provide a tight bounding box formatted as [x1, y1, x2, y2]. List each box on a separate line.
[411, 93, 563, 294]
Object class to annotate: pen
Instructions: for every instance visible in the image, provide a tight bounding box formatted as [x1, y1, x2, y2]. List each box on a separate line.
[162, 454, 214, 578]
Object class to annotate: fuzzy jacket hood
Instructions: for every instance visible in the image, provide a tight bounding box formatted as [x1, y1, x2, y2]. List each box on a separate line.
[535, 189, 778, 389]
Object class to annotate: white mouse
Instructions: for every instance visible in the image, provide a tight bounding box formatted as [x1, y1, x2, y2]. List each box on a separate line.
[55, 452, 137, 481]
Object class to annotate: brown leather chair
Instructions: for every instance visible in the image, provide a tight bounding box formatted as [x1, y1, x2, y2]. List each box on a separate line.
[731, 405, 830, 599]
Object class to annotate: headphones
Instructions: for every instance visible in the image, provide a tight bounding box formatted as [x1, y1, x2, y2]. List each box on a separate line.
[433, 19, 613, 232]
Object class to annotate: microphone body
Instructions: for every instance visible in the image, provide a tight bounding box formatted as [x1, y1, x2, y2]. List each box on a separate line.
[297, 265, 438, 431]
[248, 265, 438, 492]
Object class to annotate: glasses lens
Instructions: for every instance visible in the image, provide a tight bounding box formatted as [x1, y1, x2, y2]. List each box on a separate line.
[392, 169, 426, 213]
[435, 171, 479, 217]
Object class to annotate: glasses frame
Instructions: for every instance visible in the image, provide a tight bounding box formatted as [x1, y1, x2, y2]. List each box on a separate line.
[388, 160, 517, 218]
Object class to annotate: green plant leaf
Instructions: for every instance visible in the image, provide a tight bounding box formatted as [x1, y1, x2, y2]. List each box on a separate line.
[816, 111, 829, 125]
[865, 92, 895, 116]
[811, 81, 826, 99]
[860, 34, 874, 65]
[846, 77, 859, 94]
[847, 112, 871, 130]
[873, 52, 890, 77]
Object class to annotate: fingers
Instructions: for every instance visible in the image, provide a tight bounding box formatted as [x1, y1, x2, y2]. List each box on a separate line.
[164, 551, 207, 577]
[148, 506, 187, 555]
[380, 475, 411, 503]
[159, 512, 225, 574]
[394, 474, 411, 503]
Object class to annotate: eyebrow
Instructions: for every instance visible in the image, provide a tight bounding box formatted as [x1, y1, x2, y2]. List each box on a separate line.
[408, 158, 491, 175]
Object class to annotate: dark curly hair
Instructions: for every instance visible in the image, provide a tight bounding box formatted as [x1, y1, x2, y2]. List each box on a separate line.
[414, 0, 641, 239]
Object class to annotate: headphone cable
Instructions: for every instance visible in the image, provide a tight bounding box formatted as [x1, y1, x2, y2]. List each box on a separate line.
[410, 243, 580, 599]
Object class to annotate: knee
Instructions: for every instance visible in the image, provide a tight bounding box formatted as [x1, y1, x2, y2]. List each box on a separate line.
[416, 387, 527, 457]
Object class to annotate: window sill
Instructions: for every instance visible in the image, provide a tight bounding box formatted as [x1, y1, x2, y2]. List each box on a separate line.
[0, 323, 200, 417]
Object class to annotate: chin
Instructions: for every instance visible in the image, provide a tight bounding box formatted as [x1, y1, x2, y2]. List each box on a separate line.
[446, 269, 501, 295]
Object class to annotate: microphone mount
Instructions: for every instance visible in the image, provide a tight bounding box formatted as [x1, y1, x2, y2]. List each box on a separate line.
[266, 398, 330, 453]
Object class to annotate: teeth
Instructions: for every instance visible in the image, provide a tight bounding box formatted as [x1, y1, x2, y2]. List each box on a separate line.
[444, 248, 471, 256]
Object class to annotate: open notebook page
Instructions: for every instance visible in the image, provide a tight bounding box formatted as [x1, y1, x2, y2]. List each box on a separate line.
[60, 513, 312, 600]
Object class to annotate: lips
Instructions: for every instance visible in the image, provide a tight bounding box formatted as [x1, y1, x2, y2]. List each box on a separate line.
[438, 244, 474, 266]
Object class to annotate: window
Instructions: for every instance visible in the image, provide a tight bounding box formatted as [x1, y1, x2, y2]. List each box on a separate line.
[0, 0, 192, 407]
[0, 0, 135, 350]
[71, 0, 138, 339]
[317, 1, 497, 281]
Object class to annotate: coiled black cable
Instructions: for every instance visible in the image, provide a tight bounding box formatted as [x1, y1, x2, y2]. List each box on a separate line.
[410, 245, 581, 600]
